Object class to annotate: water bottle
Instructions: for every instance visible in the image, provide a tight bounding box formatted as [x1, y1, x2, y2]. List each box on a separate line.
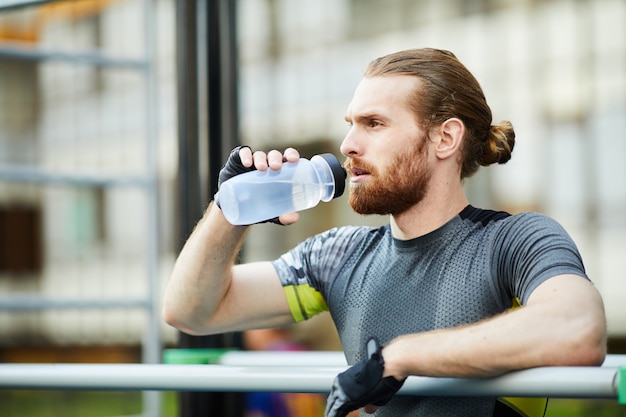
[218, 153, 346, 225]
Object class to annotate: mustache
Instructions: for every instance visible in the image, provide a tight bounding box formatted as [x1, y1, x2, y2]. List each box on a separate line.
[344, 158, 378, 176]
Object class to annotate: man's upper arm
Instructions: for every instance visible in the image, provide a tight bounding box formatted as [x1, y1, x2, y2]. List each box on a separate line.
[524, 273, 606, 366]
[494, 213, 589, 305]
[526, 273, 602, 309]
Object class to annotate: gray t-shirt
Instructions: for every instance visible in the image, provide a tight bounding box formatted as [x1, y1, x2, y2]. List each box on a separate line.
[272, 206, 588, 416]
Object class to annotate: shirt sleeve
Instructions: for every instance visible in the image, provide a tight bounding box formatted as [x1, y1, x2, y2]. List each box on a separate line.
[492, 212, 588, 305]
[271, 226, 368, 322]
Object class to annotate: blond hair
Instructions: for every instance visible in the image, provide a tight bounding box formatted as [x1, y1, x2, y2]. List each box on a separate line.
[365, 48, 515, 178]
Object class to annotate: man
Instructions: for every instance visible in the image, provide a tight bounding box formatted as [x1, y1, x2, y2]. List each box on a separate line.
[163, 48, 607, 416]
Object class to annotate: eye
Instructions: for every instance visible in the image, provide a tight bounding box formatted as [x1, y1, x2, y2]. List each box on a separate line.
[368, 120, 382, 128]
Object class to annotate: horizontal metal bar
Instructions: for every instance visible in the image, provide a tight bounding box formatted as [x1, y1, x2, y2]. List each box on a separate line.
[602, 355, 626, 368]
[0, 164, 152, 187]
[0, 44, 149, 68]
[0, 364, 619, 400]
[218, 351, 626, 369]
[0, 0, 51, 11]
[219, 351, 347, 367]
[0, 297, 151, 310]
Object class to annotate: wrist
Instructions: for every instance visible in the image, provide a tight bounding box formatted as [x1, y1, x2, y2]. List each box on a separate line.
[205, 201, 249, 231]
[381, 339, 409, 380]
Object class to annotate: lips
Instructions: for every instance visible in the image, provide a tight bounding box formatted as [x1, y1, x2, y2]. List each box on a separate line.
[350, 167, 370, 176]
[345, 160, 372, 183]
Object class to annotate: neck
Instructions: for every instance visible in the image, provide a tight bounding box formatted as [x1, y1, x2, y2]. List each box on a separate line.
[390, 178, 468, 240]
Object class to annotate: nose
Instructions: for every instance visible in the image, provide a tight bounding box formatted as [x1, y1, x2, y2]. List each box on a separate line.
[340, 126, 361, 157]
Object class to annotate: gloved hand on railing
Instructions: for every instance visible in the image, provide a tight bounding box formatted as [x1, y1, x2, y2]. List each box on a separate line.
[214, 145, 282, 225]
[325, 338, 405, 417]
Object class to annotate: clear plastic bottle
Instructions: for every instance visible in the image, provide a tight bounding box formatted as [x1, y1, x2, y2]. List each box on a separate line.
[218, 153, 346, 225]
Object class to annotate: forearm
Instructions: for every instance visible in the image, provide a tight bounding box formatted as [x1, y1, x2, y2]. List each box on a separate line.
[383, 311, 568, 379]
[163, 202, 248, 334]
[382, 277, 606, 379]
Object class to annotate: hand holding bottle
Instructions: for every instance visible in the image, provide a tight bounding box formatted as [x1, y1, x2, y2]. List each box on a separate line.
[215, 146, 304, 226]
[216, 146, 257, 191]
[216, 146, 346, 226]
[217, 147, 301, 186]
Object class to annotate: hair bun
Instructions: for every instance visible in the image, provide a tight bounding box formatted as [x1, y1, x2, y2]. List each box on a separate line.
[479, 121, 515, 166]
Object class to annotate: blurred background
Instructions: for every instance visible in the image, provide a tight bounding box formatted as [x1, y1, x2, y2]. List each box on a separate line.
[0, 0, 625, 416]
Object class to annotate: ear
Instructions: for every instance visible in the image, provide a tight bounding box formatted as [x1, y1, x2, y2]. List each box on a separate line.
[434, 118, 464, 160]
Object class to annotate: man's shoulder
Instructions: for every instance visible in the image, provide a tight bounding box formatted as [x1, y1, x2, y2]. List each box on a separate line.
[459, 205, 511, 226]
[315, 224, 388, 243]
[483, 210, 571, 246]
[460, 206, 559, 229]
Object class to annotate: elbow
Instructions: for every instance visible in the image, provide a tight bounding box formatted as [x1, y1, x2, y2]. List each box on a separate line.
[570, 320, 607, 367]
[558, 290, 608, 367]
[162, 305, 181, 331]
[577, 340, 606, 367]
[583, 330, 607, 367]
[590, 345, 607, 367]
[162, 302, 207, 336]
[162, 304, 185, 333]
[543, 308, 607, 368]
[582, 310, 608, 366]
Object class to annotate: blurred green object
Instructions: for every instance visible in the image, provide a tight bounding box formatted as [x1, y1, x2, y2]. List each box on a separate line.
[0, 390, 178, 417]
[162, 348, 236, 364]
[617, 366, 626, 405]
[545, 399, 626, 416]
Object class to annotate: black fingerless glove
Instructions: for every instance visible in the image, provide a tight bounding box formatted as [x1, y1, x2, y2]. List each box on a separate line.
[215, 146, 282, 225]
[216, 146, 256, 193]
[325, 339, 405, 417]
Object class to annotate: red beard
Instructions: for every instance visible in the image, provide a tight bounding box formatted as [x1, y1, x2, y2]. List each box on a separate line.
[346, 137, 431, 216]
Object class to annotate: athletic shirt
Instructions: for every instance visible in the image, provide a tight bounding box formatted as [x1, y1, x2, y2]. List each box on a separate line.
[271, 206, 588, 417]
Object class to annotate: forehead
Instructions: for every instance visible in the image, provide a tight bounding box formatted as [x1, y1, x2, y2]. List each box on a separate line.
[346, 75, 420, 119]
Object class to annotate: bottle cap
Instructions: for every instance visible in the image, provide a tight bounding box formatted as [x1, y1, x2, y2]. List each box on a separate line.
[317, 153, 347, 199]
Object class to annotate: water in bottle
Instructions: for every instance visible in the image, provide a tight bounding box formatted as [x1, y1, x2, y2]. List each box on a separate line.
[218, 153, 346, 225]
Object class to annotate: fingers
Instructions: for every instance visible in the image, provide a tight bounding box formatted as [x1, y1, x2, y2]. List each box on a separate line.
[325, 380, 349, 417]
[243, 147, 301, 171]
[283, 147, 300, 162]
[237, 146, 253, 167]
[266, 150, 284, 170]
[277, 212, 300, 225]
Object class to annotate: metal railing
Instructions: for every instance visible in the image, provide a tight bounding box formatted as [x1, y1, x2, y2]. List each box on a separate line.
[3, 350, 624, 398]
[0, 353, 624, 402]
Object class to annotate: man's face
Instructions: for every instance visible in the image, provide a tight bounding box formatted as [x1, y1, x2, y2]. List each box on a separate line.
[341, 75, 432, 216]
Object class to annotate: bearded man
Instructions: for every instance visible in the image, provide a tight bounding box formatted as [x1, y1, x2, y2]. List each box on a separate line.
[163, 48, 606, 417]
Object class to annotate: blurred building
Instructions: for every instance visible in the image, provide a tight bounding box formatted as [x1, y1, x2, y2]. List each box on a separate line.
[237, 0, 626, 342]
[0, 0, 178, 362]
[0, 0, 625, 364]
